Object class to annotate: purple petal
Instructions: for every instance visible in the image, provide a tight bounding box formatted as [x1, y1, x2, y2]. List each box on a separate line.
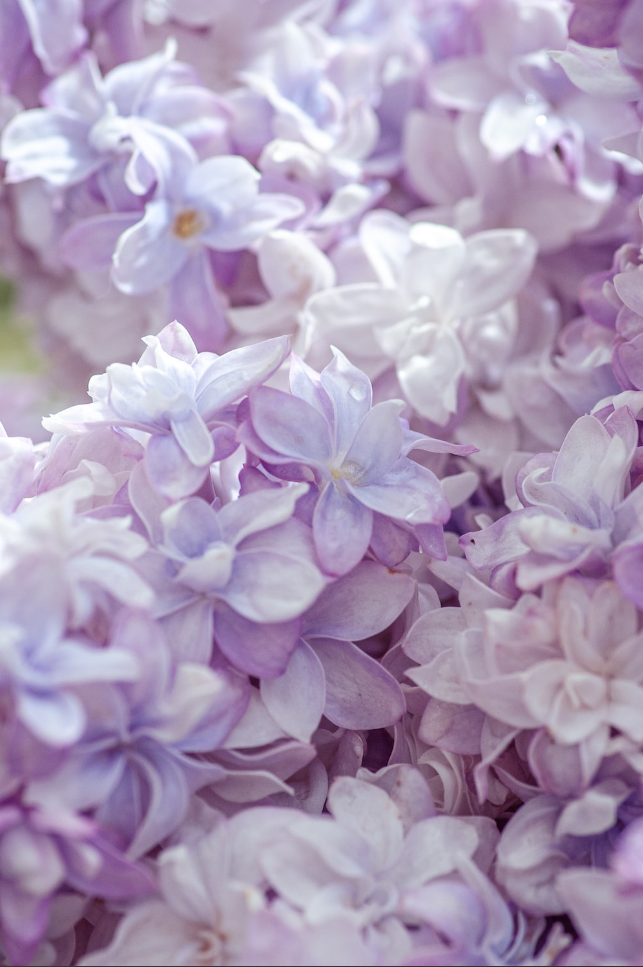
[170, 409, 214, 467]
[260, 640, 326, 741]
[169, 252, 229, 353]
[195, 335, 290, 420]
[112, 200, 187, 294]
[303, 560, 414, 640]
[213, 606, 300, 678]
[320, 348, 373, 459]
[224, 548, 325, 622]
[350, 459, 450, 525]
[313, 483, 373, 576]
[313, 637, 405, 729]
[342, 399, 404, 484]
[144, 433, 209, 499]
[2, 109, 97, 186]
[203, 194, 305, 251]
[249, 386, 333, 466]
[19, 0, 87, 74]
[60, 213, 141, 272]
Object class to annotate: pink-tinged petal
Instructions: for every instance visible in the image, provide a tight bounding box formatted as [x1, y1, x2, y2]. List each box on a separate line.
[170, 409, 214, 467]
[403, 111, 471, 205]
[558, 869, 643, 961]
[454, 229, 537, 319]
[195, 335, 290, 419]
[551, 414, 611, 500]
[2, 110, 97, 186]
[60, 213, 141, 272]
[320, 348, 373, 458]
[614, 268, 643, 316]
[225, 549, 325, 622]
[613, 541, 643, 608]
[0, 888, 49, 967]
[144, 433, 208, 500]
[550, 43, 643, 100]
[313, 483, 373, 576]
[213, 607, 299, 678]
[64, 834, 156, 900]
[169, 252, 229, 353]
[415, 522, 448, 560]
[342, 400, 404, 483]
[350, 459, 450, 525]
[261, 640, 326, 742]
[303, 560, 414, 640]
[313, 637, 405, 729]
[328, 778, 405, 870]
[397, 327, 465, 425]
[460, 509, 537, 569]
[370, 514, 416, 567]
[390, 816, 480, 888]
[79, 901, 195, 967]
[19, 0, 87, 75]
[480, 92, 548, 159]
[249, 385, 332, 466]
[430, 56, 505, 109]
[112, 201, 187, 295]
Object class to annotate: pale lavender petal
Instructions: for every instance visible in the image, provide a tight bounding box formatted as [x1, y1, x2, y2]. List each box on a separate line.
[170, 410, 214, 467]
[213, 606, 300, 678]
[19, 0, 86, 74]
[260, 640, 326, 742]
[2, 110, 97, 186]
[319, 348, 373, 458]
[550, 43, 643, 99]
[303, 560, 414, 640]
[342, 400, 404, 484]
[169, 251, 229, 353]
[60, 213, 141, 272]
[144, 433, 209, 499]
[112, 201, 187, 295]
[249, 386, 332, 466]
[203, 194, 305, 251]
[224, 549, 325, 622]
[313, 637, 405, 729]
[350, 459, 449, 525]
[312, 483, 373, 576]
[195, 336, 290, 420]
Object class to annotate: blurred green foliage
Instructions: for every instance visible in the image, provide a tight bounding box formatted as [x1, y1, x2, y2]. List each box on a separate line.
[0, 277, 44, 373]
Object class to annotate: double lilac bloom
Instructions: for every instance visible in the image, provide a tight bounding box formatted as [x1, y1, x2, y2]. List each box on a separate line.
[45, 322, 290, 499]
[240, 350, 455, 576]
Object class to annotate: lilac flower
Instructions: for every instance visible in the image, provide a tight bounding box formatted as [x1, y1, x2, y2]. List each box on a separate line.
[26, 611, 249, 857]
[142, 484, 325, 676]
[0, 559, 139, 749]
[44, 322, 290, 499]
[301, 212, 537, 426]
[260, 560, 413, 739]
[59, 144, 305, 347]
[0, 797, 154, 966]
[1, 42, 198, 192]
[461, 407, 640, 590]
[240, 349, 452, 575]
[0, 477, 153, 627]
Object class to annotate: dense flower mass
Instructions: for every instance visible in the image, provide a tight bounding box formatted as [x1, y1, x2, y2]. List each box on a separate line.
[4, 0, 643, 964]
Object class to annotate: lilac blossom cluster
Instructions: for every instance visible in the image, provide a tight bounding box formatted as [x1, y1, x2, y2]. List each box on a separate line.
[4, 0, 643, 965]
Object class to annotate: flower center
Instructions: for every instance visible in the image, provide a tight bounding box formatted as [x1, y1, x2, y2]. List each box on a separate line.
[173, 208, 206, 240]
